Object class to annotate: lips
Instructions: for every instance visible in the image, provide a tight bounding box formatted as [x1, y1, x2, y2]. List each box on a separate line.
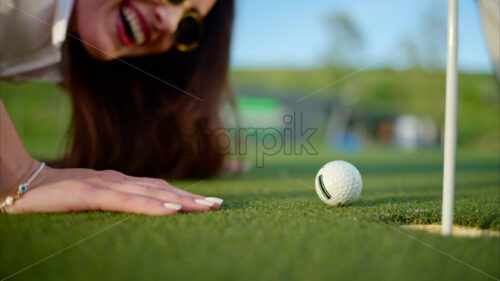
[116, 1, 152, 46]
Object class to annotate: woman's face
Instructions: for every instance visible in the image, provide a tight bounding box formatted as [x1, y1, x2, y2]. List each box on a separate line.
[70, 0, 217, 60]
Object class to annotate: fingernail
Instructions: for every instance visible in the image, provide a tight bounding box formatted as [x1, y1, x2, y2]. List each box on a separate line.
[204, 197, 223, 205]
[163, 202, 182, 210]
[195, 199, 214, 207]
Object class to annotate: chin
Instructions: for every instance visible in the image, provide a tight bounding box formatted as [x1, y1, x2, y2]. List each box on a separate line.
[89, 49, 116, 61]
[81, 37, 117, 61]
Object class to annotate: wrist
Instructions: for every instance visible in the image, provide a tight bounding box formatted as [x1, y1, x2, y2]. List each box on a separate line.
[0, 157, 41, 200]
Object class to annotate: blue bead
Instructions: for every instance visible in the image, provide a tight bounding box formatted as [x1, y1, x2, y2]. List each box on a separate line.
[19, 184, 27, 192]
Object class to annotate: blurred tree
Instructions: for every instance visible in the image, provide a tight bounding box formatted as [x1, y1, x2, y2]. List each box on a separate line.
[421, 1, 447, 71]
[398, 39, 422, 69]
[395, 2, 446, 70]
[324, 12, 364, 68]
[419, 2, 446, 70]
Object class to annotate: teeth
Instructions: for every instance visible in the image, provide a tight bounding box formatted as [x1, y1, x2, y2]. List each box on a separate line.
[121, 6, 145, 45]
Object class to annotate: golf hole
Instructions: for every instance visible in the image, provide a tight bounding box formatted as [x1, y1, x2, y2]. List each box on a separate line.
[401, 224, 500, 238]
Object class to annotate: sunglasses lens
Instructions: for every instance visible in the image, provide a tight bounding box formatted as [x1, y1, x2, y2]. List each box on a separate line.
[175, 12, 203, 52]
[164, 0, 184, 5]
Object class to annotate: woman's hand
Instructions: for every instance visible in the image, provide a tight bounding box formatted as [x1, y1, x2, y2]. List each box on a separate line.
[1, 100, 222, 215]
[4, 163, 222, 215]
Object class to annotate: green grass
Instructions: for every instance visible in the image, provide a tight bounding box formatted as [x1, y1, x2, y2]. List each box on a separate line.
[0, 81, 72, 160]
[0, 78, 499, 281]
[1, 149, 499, 281]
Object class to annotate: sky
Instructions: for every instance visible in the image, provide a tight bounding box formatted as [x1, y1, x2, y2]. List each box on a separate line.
[229, 0, 495, 73]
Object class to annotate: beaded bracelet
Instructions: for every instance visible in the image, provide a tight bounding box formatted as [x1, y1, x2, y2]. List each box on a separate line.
[0, 162, 45, 212]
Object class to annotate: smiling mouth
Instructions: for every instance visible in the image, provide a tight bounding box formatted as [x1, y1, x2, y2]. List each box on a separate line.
[117, 1, 151, 46]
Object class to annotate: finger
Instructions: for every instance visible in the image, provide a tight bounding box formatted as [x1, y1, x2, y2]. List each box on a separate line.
[124, 177, 208, 200]
[119, 176, 222, 210]
[151, 185, 222, 210]
[89, 188, 181, 215]
[97, 171, 199, 200]
[102, 182, 213, 212]
[130, 183, 223, 210]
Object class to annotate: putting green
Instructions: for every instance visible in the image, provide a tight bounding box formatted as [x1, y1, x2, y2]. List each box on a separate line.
[1, 149, 499, 281]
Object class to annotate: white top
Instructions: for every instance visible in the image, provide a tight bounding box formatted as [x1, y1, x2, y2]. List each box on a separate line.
[0, 0, 74, 83]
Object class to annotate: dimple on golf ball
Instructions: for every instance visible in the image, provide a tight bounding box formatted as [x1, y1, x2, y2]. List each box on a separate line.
[315, 160, 362, 206]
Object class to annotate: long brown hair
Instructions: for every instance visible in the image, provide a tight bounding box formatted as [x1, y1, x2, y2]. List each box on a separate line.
[60, 0, 235, 178]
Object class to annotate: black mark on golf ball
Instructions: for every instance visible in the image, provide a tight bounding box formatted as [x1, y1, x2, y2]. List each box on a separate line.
[318, 174, 332, 199]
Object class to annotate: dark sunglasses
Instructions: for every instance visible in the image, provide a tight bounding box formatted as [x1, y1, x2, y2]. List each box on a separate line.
[161, 0, 203, 52]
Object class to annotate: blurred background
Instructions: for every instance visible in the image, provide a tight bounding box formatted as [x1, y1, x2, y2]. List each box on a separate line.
[230, 0, 499, 156]
[0, 0, 499, 162]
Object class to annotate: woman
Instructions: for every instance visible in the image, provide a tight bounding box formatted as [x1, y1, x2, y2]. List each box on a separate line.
[0, 0, 235, 215]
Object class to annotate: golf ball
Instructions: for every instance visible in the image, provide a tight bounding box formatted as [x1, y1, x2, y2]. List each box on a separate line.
[315, 160, 362, 206]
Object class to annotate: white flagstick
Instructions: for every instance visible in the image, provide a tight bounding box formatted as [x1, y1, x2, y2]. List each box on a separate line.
[442, 0, 459, 236]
